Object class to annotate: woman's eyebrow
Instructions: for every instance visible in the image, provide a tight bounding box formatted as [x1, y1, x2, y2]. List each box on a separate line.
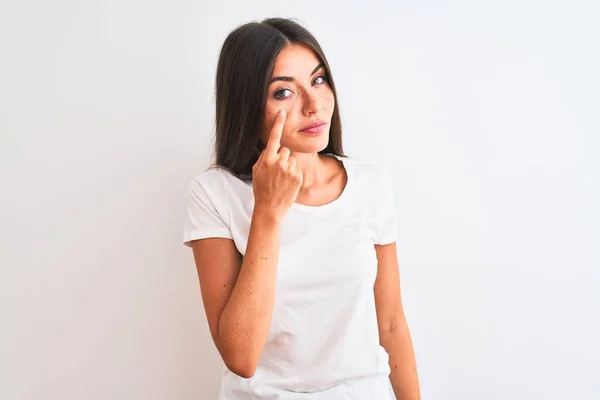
[269, 63, 325, 84]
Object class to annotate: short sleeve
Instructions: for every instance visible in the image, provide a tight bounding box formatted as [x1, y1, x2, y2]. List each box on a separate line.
[375, 164, 398, 245]
[182, 173, 233, 247]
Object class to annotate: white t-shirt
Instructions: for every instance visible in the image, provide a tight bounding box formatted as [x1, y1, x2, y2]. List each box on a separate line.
[183, 154, 398, 399]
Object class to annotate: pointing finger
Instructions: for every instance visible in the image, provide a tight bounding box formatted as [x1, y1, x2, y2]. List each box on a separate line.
[266, 110, 286, 159]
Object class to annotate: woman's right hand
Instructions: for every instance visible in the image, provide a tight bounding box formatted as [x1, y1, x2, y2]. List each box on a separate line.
[252, 110, 303, 222]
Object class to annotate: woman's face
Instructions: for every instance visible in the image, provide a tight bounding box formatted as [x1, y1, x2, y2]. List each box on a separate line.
[262, 43, 335, 154]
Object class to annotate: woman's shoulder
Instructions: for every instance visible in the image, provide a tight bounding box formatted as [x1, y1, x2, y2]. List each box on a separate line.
[188, 164, 250, 201]
[186, 165, 226, 197]
[189, 164, 241, 186]
[338, 154, 392, 181]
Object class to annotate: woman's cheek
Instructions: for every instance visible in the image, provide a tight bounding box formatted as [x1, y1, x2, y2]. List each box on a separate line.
[265, 107, 276, 121]
[324, 93, 335, 110]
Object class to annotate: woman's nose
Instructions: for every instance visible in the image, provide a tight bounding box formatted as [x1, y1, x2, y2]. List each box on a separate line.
[302, 90, 320, 115]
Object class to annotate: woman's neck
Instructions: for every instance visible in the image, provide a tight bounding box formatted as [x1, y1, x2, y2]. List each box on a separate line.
[290, 152, 336, 190]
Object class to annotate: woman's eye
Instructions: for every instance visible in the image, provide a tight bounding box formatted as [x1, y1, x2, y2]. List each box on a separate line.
[313, 75, 326, 85]
[273, 76, 326, 99]
[274, 88, 292, 99]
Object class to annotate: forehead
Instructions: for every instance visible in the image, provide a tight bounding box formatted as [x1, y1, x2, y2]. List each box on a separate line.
[271, 44, 322, 75]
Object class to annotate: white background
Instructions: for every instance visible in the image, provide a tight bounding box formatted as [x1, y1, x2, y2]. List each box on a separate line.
[1, 1, 598, 399]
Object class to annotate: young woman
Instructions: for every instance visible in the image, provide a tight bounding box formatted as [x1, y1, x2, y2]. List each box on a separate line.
[183, 17, 420, 400]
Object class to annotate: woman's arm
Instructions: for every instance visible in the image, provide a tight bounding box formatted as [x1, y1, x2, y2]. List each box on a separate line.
[191, 209, 281, 379]
[374, 242, 421, 400]
[190, 110, 300, 379]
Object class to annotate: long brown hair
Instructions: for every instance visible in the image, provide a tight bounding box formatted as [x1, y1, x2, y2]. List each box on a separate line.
[212, 17, 345, 180]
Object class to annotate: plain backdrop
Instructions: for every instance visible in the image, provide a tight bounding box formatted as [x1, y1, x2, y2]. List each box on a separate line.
[1, 1, 598, 399]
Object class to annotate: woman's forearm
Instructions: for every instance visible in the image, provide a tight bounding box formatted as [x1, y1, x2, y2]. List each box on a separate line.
[382, 316, 421, 399]
[217, 209, 281, 377]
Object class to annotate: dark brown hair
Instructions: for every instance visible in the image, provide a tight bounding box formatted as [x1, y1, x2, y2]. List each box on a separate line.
[212, 17, 345, 180]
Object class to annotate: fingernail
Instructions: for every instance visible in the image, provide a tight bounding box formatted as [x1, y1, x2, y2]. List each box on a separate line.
[279, 110, 286, 117]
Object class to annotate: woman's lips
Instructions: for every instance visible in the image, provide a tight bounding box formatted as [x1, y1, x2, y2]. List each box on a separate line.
[300, 123, 327, 134]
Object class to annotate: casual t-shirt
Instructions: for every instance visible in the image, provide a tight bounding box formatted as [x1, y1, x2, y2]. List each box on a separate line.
[183, 154, 398, 399]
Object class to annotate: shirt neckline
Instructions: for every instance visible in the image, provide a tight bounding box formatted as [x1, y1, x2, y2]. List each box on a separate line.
[290, 153, 350, 213]
[242, 153, 351, 213]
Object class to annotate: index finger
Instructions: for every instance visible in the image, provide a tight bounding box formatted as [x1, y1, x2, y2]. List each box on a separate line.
[265, 110, 286, 157]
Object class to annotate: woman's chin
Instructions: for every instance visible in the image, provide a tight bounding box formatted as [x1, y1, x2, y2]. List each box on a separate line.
[284, 132, 329, 153]
[287, 141, 329, 155]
